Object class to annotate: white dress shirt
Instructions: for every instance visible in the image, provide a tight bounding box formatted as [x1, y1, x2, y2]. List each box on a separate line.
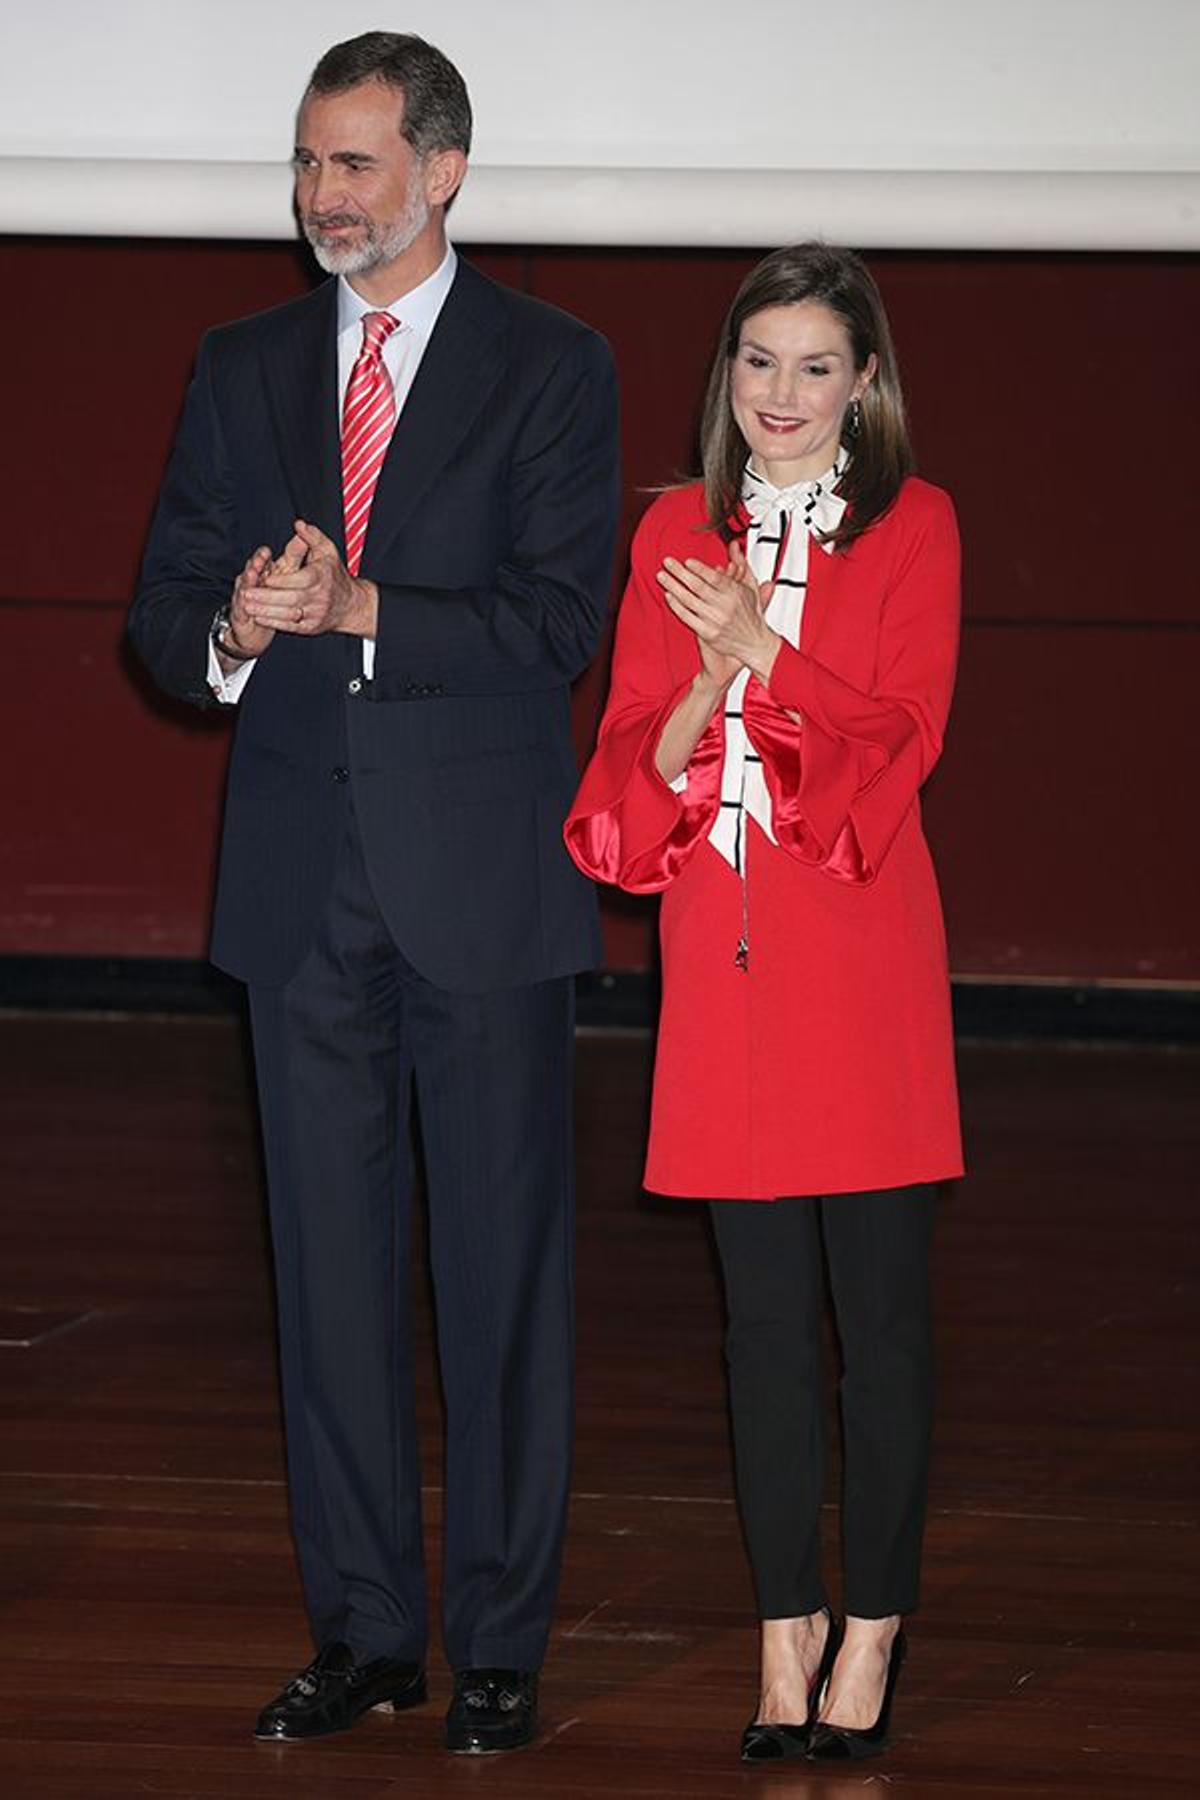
[209, 245, 458, 702]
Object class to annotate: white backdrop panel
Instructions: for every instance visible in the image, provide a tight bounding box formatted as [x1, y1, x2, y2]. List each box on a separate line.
[2, 0, 1197, 245]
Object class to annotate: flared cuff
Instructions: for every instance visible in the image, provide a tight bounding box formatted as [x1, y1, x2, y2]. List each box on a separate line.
[746, 645, 927, 885]
[565, 683, 725, 892]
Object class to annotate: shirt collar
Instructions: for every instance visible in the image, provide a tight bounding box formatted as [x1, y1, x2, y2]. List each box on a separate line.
[336, 244, 458, 339]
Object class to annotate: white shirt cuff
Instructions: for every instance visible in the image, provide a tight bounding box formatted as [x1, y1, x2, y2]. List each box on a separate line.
[207, 635, 258, 703]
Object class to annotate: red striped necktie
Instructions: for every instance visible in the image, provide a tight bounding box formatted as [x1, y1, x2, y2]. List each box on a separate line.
[341, 309, 401, 576]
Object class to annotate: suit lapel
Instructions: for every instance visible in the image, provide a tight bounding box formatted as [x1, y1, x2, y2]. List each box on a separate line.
[258, 261, 509, 571]
[260, 280, 346, 557]
[361, 260, 509, 570]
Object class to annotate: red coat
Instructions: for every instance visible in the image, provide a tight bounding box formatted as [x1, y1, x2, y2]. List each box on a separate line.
[565, 478, 964, 1199]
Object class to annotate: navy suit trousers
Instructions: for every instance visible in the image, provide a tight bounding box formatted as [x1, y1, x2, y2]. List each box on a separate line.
[248, 807, 576, 1671]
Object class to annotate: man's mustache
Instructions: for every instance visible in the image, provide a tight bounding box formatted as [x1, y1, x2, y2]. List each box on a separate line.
[305, 212, 371, 232]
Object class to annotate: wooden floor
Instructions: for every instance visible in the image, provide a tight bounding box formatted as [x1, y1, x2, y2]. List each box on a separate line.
[0, 1013, 1196, 1798]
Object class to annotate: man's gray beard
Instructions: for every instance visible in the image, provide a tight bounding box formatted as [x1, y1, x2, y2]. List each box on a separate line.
[305, 190, 430, 276]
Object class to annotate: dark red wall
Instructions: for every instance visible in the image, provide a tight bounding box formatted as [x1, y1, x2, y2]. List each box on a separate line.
[3, 238, 1196, 979]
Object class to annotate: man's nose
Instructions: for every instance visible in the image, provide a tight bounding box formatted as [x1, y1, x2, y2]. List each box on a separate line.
[307, 163, 344, 213]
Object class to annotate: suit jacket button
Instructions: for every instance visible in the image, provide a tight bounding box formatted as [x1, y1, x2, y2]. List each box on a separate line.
[347, 677, 363, 695]
[331, 766, 349, 783]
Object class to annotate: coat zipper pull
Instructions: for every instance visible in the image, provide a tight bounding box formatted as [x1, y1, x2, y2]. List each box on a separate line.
[734, 847, 751, 972]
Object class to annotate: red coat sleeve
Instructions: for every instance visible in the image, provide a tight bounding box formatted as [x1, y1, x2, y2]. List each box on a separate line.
[742, 483, 961, 884]
[564, 498, 724, 892]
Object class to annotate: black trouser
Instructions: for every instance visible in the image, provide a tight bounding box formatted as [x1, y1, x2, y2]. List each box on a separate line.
[709, 1186, 937, 1620]
[248, 811, 576, 1673]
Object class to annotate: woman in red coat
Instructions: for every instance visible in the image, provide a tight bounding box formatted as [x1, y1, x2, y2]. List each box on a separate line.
[565, 243, 962, 1763]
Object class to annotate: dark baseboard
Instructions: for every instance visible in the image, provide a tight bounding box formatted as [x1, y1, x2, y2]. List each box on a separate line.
[0, 956, 1197, 1044]
[0, 955, 244, 1016]
[574, 969, 660, 1030]
[581, 975, 1200, 1043]
[948, 979, 1198, 1045]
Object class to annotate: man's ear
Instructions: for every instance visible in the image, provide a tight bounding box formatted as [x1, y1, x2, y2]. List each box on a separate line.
[425, 149, 468, 209]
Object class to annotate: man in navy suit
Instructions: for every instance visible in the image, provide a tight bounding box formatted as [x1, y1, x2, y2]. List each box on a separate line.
[129, 31, 619, 1754]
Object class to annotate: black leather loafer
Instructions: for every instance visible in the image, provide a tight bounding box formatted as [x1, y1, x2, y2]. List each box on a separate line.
[254, 1641, 427, 1740]
[445, 1667, 538, 1753]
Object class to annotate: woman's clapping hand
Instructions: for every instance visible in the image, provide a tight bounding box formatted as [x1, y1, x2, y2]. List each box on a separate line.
[656, 541, 780, 686]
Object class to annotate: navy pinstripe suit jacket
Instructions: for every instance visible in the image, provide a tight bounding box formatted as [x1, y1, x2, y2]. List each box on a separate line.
[129, 258, 620, 991]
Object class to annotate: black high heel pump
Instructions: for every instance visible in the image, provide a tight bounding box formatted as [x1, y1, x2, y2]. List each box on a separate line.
[739, 1609, 842, 1762]
[805, 1624, 907, 1760]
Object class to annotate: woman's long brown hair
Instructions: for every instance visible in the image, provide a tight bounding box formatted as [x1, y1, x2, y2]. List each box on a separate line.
[699, 242, 913, 551]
